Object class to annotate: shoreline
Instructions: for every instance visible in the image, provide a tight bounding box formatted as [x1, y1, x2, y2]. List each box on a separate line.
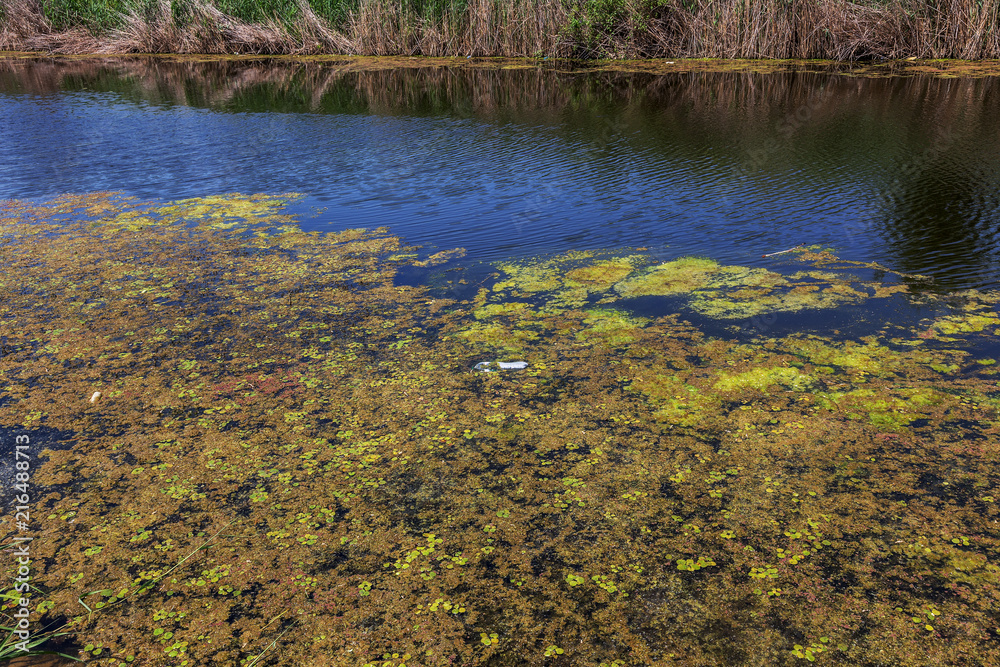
[4, 51, 1000, 78]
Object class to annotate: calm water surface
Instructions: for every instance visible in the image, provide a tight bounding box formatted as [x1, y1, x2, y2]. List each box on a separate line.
[1, 57, 999, 290]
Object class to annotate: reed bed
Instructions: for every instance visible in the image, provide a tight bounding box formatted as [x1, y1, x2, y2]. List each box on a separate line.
[2, 0, 999, 64]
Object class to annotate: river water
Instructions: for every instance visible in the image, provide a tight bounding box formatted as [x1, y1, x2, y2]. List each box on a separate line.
[2, 57, 999, 290]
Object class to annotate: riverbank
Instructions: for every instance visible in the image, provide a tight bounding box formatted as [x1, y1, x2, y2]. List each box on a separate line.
[5, 50, 1000, 79]
[2, 0, 999, 60]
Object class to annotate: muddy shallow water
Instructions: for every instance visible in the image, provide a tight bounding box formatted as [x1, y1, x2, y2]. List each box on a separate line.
[1, 57, 1000, 666]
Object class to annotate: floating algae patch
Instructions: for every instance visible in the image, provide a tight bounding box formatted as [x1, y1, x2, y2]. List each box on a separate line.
[613, 256, 730, 297]
[713, 365, 816, 393]
[576, 308, 649, 346]
[4, 195, 1000, 666]
[469, 250, 912, 343]
[627, 373, 717, 427]
[781, 336, 900, 375]
[921, 300, 1000, 338]
[97, 192, 305, 232]
[687, 273, 871, 319]
[612, 256, 888, 320]
[491, 250, 652, 308]
[564, 257, 641, 291]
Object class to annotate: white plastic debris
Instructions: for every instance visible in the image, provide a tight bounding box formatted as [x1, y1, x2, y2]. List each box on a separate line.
[474, 361, 528, 372]
[89, 391, 102, 404]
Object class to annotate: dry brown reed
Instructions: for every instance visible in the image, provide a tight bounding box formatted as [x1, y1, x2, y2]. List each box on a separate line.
[343, 0, 567, 57]
[638, 0, 1000, 59]
[1, 0, 998, 60]
[0, 0, 47, 48]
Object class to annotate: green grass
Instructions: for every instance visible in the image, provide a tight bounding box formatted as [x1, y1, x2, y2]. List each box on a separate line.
[0, 620, 80, 662]
[0, 582, 79, 663]
[35, 0, 473, 33]
[38, 0, 145, 30]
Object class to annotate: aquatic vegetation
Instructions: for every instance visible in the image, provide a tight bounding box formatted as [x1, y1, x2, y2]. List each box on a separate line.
[609, 256, 874, 319]
[565, 258, 643, 291]
[613, 256, 725, 297]
[472, 301, 534, 320]
[627, 374, 715, 427]
[490, 251, 649, 309]
[412, 248, 467, 267]
[454, 320, 542, 354]
[713, 366, 815, 394]
[791, 639, 830, 661]
[576, 308, 649, 346]
[687, 270, 874, 320]
[782, 337, 898, 375]
[3, 193, 1000, 666]
[459, 250, 916, 366]
[0, 614, 78, 663]
[924, 306, 1000, 337]
[675, 556, 716, 571]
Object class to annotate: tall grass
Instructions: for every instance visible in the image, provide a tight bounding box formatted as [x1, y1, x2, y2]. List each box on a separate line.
[2, 0, 999, 59]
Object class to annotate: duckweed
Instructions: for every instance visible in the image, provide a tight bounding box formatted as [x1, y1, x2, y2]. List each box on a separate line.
[676, 556, 717, 571]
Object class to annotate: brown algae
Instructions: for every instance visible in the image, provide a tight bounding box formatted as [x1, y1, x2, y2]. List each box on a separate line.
[1, 193, 1000, 665]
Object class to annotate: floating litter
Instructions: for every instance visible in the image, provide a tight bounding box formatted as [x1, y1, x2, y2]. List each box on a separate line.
[474, 361, 528, 372]
[762, 244, 805, 258]
[90, 391, 102, 404]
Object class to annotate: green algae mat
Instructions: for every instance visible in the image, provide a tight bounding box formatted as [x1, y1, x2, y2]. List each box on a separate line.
[2, 192, 1000, 666]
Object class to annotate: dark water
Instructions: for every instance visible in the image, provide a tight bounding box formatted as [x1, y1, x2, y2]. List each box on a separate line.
[1, 57, 1000, 290]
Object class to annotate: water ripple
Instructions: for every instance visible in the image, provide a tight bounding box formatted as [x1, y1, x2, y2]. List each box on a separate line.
[2, 62, 1000, 288]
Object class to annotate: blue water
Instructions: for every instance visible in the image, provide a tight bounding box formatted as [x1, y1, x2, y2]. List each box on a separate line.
[2, 59, 1000, 290]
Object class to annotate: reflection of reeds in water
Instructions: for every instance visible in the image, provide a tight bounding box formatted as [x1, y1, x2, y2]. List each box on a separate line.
[2, 0, 1000, 58]
[4, 56, 998, 129]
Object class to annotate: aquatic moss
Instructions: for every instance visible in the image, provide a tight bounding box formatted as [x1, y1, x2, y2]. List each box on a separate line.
[929, 310, 1000, 335]
[564, 258, 639, 291]
[611, 259, 875, 319]
[782, 337, 897, 375]
[613, 256, 722, 297]
[412, 247, 467, 267]
[714, 366, 815, 393]
[628, 373, 714, 427]
[576, 308, 649, 346]
[472, 301, 534, 320]
[491, 251, 649, 309]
